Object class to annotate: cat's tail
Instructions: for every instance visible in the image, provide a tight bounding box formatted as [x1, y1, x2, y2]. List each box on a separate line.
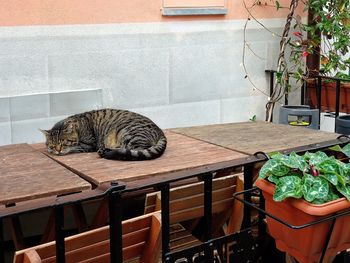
[98, 135, 167, 161]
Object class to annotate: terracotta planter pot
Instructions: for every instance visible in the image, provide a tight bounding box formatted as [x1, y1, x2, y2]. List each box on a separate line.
[256, 179, 350, 263]
[307, 80, 350, 113]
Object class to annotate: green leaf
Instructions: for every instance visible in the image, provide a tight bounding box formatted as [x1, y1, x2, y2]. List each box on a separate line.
[302, 174, 329, 202]
[273, 176, 303, 202]
[268, 151, 279, 158]
[311, 185, 340, 204]
[270, 152, 284, 159]
[280, 152, 308, 171]
[341, 143, 350, 158]
[320, 173, 338, 186]
[305, 151, 328, 166]
[338, 161, 350, 179]
[249, 115, 257, 122]
[260, 148, 350, 204]
[336, 184, 350, 201]
[316, 158, 340, 175]
[258, 159, 275, 179]
[267, 175, 280, 184]
[337, 173, 347, 186]
[258, 159, 290, 179]
[328, 145, 343, 153]
[275, 0, 281, 10]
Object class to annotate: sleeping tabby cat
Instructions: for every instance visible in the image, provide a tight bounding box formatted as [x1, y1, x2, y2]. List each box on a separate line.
[41, 109, 167, 160]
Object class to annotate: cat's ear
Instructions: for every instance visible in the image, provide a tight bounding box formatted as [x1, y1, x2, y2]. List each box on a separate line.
[39, 129, 50, 136]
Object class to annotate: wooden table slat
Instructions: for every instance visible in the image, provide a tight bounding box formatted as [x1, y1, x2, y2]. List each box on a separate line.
[35, 131, 248, 187]
[0, 144, 91, 205]
[171, 121, 339, 155]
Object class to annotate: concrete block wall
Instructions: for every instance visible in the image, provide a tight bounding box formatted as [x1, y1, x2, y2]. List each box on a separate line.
[0, 19, 285, 145]
[0, 89, 103, 145]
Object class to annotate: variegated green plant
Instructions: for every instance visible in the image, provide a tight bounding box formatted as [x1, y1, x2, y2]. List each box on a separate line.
[258, 146, 350, 204]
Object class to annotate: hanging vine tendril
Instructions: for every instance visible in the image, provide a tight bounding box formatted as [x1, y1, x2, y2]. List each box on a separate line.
[242, 0, 300, 122]
[265, 0, 300, 122]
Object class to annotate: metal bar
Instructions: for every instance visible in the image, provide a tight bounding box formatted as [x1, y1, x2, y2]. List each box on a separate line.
[301, 79, 305, 105]
[109, 187, 123, 263]
[319, 218, 336, 263]
[258, 189, 266, 235]
[234, 188, 350, 230]
[269, 71, 275, 122]
[284, 77, 289, 106]
[55, 206, 65, 263]
[269, 71, 274, 97]
[317, 77, 322, 122]
[277, 138, 350, 156]
[265, 69, 350, 84]
[120, 154, 264, 194]
[203, 174, 213, 240]
[160, 184, 170, 263]
[0, 218, 4, 263]
[335, 79, 341, 118]
[242, 164, 254, 228]
[253, 147, 269, 240]
[0, 186, 111, 220]
[203, 174, 213, 260]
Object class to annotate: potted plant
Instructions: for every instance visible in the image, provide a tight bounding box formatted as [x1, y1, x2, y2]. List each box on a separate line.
[256, 146, 350, 263]
[242, 0, 350, 120]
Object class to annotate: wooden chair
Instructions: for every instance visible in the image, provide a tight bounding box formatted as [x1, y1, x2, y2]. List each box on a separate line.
[144, 173, 244, 250]
[13, 212, 161, 263]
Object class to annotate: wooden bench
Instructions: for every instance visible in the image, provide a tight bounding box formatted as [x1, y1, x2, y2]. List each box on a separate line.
[144, 173, 244, 251]
[13, 212, 161, 263]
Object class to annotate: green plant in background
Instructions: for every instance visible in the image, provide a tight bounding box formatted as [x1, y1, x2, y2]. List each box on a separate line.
[258, 144, 350, 204]
[290, 0, 350, 80]
[243, 0, 350, 121]
[249, 115, 257, 122]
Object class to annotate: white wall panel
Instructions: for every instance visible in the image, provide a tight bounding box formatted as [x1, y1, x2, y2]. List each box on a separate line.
[0, 20, 285, 145]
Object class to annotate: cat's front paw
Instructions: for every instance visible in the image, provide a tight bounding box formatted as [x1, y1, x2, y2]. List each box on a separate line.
[97, 147, 106, 157]
[97, 147, 111, 158]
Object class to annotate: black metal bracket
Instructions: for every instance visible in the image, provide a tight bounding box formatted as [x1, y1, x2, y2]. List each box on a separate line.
[108, 182, 126, 263]
[337, 134, 350, 142]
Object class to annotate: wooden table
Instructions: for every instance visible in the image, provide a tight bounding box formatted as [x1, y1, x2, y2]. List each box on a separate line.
[3, 122, 342, 262]
[33, 130, 252, 232]
[0, 144, 92, 253]
[35, 131, 249, 189]
[0, 144, 91, 206]
[171, 121, 340, 155]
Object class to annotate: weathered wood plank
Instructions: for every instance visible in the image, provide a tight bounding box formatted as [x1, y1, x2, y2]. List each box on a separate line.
[171, 121, 339, 155]
[34, 131, 247, 187]
[0, 144, 91, 205]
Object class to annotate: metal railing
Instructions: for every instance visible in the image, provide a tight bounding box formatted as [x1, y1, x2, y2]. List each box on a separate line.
[265, 70, 350, 130]
[2, 136, 350, 262]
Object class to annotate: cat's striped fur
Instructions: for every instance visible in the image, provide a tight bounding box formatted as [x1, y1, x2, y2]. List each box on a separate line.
[41, 109, 167, 161]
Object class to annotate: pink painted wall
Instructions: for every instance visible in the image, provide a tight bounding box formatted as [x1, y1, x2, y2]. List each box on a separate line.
[0, 0, 304, 26]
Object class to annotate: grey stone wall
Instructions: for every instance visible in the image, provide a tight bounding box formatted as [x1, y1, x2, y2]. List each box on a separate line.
[0, 20, 284, 145]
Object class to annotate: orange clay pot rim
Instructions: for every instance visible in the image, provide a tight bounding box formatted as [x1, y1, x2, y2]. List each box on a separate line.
[255, 179, 350, 216]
